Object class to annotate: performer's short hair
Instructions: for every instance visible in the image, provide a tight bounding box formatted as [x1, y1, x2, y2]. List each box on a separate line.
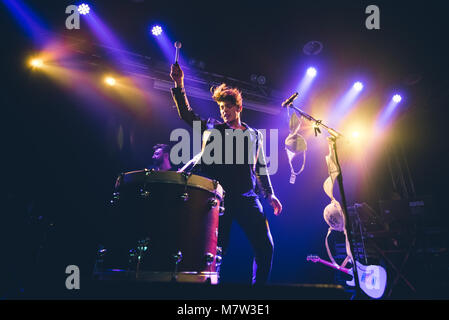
[153, 143, 170, 154]
[211, 83, 243, 107]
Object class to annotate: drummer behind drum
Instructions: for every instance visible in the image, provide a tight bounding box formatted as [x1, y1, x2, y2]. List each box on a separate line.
[169, 62, 282, 285]
[148, 143, 174, 172]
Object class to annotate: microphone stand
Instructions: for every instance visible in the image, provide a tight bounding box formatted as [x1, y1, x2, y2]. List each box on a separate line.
[284, 102, 362, 298]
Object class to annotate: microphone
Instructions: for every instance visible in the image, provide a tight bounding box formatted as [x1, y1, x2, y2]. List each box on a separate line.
[281, 92, 299, 108]
[174, 41, 182, 64]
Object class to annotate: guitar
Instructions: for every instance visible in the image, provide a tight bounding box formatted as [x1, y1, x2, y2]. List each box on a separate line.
[307, 255, 387, 299]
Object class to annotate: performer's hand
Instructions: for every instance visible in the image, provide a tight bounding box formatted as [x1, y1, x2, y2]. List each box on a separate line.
[170, 63, 184, 88]
[267, 194, 282, 216]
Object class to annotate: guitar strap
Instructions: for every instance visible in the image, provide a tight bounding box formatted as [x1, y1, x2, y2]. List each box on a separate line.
[325, 227, 351, 268]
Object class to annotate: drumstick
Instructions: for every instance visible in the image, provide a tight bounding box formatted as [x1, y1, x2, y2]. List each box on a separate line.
[174, 41, 182, 64]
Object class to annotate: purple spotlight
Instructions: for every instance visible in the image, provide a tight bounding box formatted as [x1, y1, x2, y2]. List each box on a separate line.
[306, 67, 317, 77]
[393, 94, 402, 103]
[374, 94, 404, 134]
[77, 3, 90, 15]
[151, 25, 163, 36]
[353, 81, 363, 91]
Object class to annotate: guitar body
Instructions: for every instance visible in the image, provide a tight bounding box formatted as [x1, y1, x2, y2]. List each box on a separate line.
[307, 255, 387, 299]
[345, 261, 387, 299]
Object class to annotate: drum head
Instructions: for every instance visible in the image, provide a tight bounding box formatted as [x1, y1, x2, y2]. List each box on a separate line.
[116, 170, 224, 200]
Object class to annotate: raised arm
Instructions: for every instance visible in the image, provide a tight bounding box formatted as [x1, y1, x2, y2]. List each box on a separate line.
[170, 63, 207, 130]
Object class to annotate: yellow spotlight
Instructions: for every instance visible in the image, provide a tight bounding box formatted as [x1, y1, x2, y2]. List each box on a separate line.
[29, 58, 44, 68]
[104, 76, 116, 86]
[352, 131, 360, 139]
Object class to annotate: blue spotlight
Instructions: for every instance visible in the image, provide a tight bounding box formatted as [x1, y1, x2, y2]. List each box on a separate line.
[306, 67, 317, 77]
[330, 81, 365, 126]
[4, 0, 49, 46]
[292, 66, 318, 106]
[78, 3, 90, 15]
[374, 94, 404, 134]
[151, 25, 163, 36]
[353, 81, 363, 91]
[392, 94, 402, 103]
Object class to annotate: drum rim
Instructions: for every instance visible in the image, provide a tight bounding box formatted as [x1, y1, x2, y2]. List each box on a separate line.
[119, 169, 225, 200]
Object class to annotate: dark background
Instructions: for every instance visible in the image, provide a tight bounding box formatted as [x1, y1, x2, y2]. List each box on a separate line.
[1, 0, 448, 299]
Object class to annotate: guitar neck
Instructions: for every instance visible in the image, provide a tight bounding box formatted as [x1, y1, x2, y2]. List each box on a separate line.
[315, 258, 351, 275]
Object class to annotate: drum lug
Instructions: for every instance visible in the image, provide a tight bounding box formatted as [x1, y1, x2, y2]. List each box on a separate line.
[215, 246, 223, 267]
[137, 238, 150, 255]
[219, 206, 225, 215]
[215, 255, 223, 267]
[97, 246, 107, 257]
[180, 192, 189, 201]
[110, 192, 120, 205]
[139, 189, 150, 199]
[212, 179, 224, 198]
[145, 168, 155, 175]
[128, 239, 150, 277]
[208, 198, 218, 209]
[205, 252, 215, 266]
[181, 171, 192, 180]
[173, 251, 183, 264]
[93, 245, 108, 272]
[171, 251, 183, 282]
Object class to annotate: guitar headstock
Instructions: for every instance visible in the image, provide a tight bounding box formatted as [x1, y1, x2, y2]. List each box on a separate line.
[307, 255, 320, 263]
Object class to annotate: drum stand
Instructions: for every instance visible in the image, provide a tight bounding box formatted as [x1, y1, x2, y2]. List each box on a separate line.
[171, 251, 183, 282]
[135, 238, 150, 278]
[284, 103, 362, 298]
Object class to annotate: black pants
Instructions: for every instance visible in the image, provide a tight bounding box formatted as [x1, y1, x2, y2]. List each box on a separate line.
[217, 195, 274, 285]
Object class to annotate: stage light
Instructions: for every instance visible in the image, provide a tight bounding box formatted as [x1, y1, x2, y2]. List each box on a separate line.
[393, 94, 402, 103]
[250, 74, 267, 85]
[330, 81, 365, 126]
[293, 67, 318, 106]
[353, 81, 363, 91]
[374, 93, 405, 135]
[303, 40, 323, 56]
[29, 58, 43, 68]
[306, 67, 317, 77]
[351, 131, 360, 139]
[104, 76, 116, 86]
[4, 0, 48, 46]
[78, 3, 90, 15]
[151, 25, 163, 36]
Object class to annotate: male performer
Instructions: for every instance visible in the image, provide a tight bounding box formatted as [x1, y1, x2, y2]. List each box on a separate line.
[148, 143, 173, 171]
[169, 63, 282, 284]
